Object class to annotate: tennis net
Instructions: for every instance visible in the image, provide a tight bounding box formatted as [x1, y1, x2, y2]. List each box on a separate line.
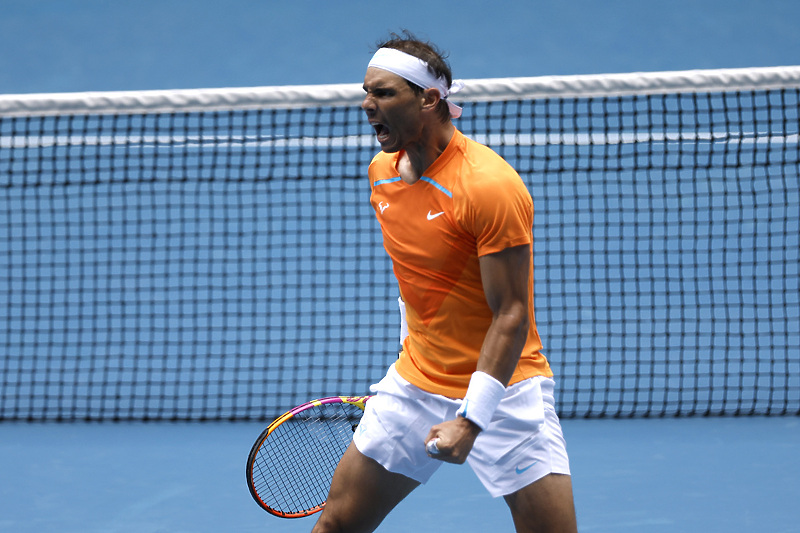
[1, 66, 798, 421]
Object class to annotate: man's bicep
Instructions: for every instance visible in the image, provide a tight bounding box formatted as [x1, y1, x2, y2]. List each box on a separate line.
[478, 244, 530, 316]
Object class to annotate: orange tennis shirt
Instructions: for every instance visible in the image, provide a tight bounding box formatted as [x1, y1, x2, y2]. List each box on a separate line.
[368, 128, 552, 398]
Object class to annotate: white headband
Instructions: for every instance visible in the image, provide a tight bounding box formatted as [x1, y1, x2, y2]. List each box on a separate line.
[368, 47, 465, 119]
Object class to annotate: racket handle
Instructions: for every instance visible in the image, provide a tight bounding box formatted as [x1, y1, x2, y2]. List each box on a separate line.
[425, 438, 440, 455]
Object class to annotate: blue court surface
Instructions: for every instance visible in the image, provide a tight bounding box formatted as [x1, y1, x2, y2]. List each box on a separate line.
[2, 1, 800, 94]
[1, 417, 797, 533]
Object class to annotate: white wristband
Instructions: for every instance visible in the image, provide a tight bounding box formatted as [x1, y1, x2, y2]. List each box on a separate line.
[456, 371, 506, 431]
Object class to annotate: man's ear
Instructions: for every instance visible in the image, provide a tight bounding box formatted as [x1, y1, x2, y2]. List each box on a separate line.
[421, 87, 441, 111]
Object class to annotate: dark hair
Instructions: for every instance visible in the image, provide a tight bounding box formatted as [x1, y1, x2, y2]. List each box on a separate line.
[375, 30, 453, 123]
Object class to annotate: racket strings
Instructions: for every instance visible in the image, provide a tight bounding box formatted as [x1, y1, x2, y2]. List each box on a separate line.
[250, 402, 364, 515]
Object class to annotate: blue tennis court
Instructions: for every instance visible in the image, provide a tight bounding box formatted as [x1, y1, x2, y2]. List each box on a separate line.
[2, 418, 798, 532]
[2, 2, 799, 532]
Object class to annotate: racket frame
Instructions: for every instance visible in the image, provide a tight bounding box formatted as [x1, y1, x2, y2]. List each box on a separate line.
[246, 395, 371, 518]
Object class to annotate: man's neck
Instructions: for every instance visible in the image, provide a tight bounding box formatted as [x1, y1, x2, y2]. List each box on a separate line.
[397, 123, 455, 184]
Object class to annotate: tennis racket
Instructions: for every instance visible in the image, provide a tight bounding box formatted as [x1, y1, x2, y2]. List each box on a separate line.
[246, 395, 371, 518]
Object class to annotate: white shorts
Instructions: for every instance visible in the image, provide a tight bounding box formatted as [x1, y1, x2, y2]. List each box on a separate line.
[353, 364, 571, 498]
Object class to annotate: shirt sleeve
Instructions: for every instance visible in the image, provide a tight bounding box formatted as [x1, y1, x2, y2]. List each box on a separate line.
[461, 165, 533, 257]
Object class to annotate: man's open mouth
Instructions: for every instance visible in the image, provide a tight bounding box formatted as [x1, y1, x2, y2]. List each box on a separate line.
[372, 123, 390, 142]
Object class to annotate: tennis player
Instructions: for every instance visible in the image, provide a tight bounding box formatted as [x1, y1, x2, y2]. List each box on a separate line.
[312, 31, 577, 533]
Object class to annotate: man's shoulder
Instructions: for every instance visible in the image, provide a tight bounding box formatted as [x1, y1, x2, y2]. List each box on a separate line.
[368, 150, 398, 180]
[455, 136, 524, 189]
[369, 150, 397, 168]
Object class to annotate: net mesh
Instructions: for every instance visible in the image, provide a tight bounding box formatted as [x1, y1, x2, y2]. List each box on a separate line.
[1, 67, 799, 421]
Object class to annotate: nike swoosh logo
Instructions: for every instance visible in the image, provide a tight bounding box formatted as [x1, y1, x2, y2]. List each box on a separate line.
[427, 210, 445, 220]
[515, 460, 539, 475]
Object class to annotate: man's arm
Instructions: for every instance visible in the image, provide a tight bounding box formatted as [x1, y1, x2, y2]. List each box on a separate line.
[424, 243, 531, 463]
[475, 243, 531, 384]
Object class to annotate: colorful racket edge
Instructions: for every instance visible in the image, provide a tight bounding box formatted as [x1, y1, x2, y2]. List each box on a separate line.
[246, 395, 371, 518]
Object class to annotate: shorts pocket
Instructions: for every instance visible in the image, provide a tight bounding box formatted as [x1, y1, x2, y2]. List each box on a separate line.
[469, 377, 546, 465]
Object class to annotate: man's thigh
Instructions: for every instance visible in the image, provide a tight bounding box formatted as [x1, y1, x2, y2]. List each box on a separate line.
[312, 442, 420, 533]
[503, 473, 578, 533]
